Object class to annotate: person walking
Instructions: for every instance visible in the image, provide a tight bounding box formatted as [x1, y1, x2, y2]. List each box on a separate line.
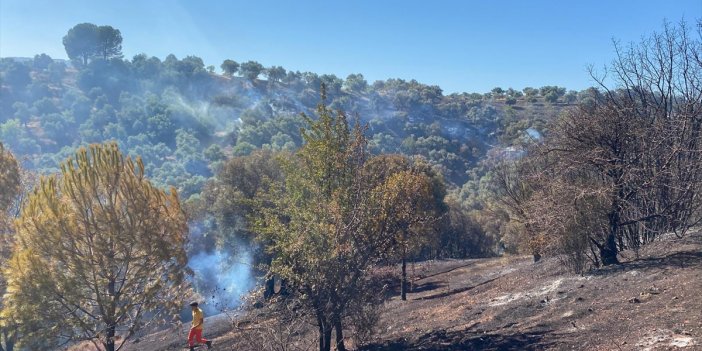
[188, 301, 212, 350]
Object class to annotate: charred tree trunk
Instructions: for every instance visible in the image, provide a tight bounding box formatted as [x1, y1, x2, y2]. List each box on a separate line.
[401, 252, 407, 301]
[263, 276, 275, 299]
[601, 211, 620, 265]
[333, 316, 346, 351]
[317, 313, 332, 351]
[105, 324, 116, 351]
[105, 279, 117, 351]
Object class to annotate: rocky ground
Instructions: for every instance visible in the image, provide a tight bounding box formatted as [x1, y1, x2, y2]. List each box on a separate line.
[118, 230, 702, 351]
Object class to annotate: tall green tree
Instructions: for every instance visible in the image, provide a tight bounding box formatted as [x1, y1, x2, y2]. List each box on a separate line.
[96, 25, 123, 60]
[253, 98, 376, 351]
[3, 143, 190, 351]
[63, 23, 122, 66]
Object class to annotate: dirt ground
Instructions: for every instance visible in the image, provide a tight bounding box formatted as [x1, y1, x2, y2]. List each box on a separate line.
[121, 230, 702, 351]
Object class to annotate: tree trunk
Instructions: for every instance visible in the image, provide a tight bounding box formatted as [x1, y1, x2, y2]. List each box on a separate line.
[600, 231, 619, 265]
[601, 211, 620, 265]
[401, 254, 407, 301]
[263, 276, 274, 299]
[105, 279, 116, 351]
[104, 324, 115, 351]
[333, 316, 346, 351]
[3, 326, 16, 351]
[317, 313, 332, 351]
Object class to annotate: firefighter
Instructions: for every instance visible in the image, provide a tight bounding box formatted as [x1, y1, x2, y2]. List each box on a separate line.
[188, 301, 212, 350]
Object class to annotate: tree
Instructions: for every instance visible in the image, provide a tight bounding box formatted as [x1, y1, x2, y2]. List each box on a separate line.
[0, 142, 20, 231]
[47, 60, 66, 84]
[502, 20, 702, 267]
[63, 23, 99, 66]
[96, 26, 123, 60]
[543, 91, 558, 104]
[252, 98, 387, 351]
[265, 66, 286, 83]
[365, 155, 445, 300]
[32, 54, 53, 71]
[220, 59, 239, 76]
[1, 63, 31, 90]
[0, 143, 21, 351]
[320, 74, 343, 96]
[239, 61, 264, 80]
[3, 143, 190, 351]
[343, 73, 367, 93]
[63, 23, 122, 66]
[378, 169, 441, 300]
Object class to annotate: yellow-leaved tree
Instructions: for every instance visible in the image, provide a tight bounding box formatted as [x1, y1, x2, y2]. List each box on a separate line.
[0, 143, 21, 351]
[3, 143, 190, 351]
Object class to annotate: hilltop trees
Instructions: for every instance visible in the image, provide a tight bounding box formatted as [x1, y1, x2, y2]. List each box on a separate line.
[239, 61, 264, 80]
[343, 73, 368, 93]
[265, 66, 286, 83]
[3, 143, 190, 351]
[220, 59, 239, 76]
[63, 23, 123, 66]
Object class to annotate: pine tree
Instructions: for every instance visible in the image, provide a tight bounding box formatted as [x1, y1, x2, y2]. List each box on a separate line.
[3, 143, 190, 351]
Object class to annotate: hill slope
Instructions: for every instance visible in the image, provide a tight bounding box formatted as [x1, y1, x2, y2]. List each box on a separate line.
[120, 230, 702, 351]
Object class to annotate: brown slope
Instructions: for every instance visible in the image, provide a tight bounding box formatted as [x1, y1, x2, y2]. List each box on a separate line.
[119, 230, 702, 351]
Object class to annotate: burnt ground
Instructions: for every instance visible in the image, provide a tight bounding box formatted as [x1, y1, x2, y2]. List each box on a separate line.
[115, 230, 702, 351]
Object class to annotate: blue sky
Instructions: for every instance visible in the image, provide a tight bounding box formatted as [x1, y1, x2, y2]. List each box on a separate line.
[1, 0, 700, 93]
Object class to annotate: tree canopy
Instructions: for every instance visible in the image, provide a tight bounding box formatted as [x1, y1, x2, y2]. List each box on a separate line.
[239, 61, 264, 80]
[3, 143, 190, 351]
[63, 23, 123, 66]
[220, 59, 239, 76]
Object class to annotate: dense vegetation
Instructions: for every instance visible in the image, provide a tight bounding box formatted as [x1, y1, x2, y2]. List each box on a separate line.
[1, 19, 698, 351]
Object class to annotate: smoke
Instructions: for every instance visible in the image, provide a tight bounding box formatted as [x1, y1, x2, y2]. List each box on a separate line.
[188, 248, 255, 316]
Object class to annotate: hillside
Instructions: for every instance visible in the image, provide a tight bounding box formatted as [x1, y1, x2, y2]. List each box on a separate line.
[1, 53, 584, 350]
[0, 55, 576, 190]
[118, 230, 702, 351]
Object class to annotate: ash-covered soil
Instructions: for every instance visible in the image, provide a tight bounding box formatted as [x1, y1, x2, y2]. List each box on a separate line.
[120, 230, 702, 351]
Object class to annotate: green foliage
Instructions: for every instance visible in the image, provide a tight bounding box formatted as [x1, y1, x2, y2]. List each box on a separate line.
[251, 103, 378, 350]
[344, 73, 368, 93]
[0, 120, 40, 155]
[246, 97, 451, 349]
[1, 62, 31, 90]
[221, 59, 239, 76]
[32, 53, 53, 70]
[63, 23, 123, 66]
[265, 65, 286, 82]
[0, 143, 21, 351]
[240, 60, 264, 80]
[0, 144, 20, 213]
